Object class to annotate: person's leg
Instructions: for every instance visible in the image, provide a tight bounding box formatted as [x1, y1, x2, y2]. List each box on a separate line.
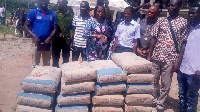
[177, 70, 187, 112]
[80, 47, 86, 61]
[72, 46, 80, 61]
[35, 50, 41, 66]
[151, 60, 161, 105]
[186, 74, 200, 112]
[157, 62, 173, 110]
[62, 44, 70, 63]
[42, 51, 51, 66]
[1, 17, 5, 25]
[52, 43, 61, 67]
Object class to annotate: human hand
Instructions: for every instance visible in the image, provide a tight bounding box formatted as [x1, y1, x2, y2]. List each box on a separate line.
[33, 36, 41, 45]
[44, 37, 52, 44]
[172, 61, 179, 72]
[70, 43, 73, 51]
[137, 49, 146, 57]
[59, 33, 64, 38]
[195, 70, 200, 80]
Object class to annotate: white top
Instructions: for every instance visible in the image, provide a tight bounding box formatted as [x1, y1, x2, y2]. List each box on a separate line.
[115, 19, 140, 48]
[0, 7, 5, 17]
[180, 24, 200, 75]
[72, 14, 90, 48]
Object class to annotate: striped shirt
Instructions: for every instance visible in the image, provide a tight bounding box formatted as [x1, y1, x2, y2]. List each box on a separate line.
[72, 14, 91, 48]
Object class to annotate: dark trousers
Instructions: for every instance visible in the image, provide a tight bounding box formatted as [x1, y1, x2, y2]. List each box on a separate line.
[115, 46, 133, 53]
[52, 38, 70, 67]
[1, 17, 5, 25]
[177, 70, 200, 112]
[72, 46, 86, 61]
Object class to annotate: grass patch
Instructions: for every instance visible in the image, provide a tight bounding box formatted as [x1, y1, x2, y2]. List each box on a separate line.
[0, 25, 16, 35]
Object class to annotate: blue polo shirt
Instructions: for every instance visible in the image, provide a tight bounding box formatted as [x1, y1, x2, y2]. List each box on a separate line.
[27, 7, 57, 42]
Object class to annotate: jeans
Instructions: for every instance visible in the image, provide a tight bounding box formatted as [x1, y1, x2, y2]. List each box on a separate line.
[72, 46, 86, 61]
[177, 70, 200, 112]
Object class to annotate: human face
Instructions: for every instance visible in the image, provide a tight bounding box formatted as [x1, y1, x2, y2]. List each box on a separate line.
[80, 2, 88, 15]
[57, 1, 67, 11]
[124, 9, 133, 22]
[167, 0, 180, 16]
[96, 6, 105, 20]
[38, 0, 50, 10]
[147, 6, 159, 20]
[189, 7, 200, 25]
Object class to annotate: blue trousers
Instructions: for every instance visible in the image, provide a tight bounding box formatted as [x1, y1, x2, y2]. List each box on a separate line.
[177, 70, 200, 112]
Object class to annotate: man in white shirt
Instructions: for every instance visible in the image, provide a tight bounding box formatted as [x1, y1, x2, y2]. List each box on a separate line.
[0, 4, 5, 25]
[112, 6, 140, 53]
[178, 5, 200, 112]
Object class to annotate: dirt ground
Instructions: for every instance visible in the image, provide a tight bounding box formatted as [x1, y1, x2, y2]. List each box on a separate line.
[0, 34, 199, 112]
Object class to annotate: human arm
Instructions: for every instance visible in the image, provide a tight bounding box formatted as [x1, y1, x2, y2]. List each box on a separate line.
[24, 20, 41, 45]
[172, 42, 186, 72]
[112, 37, 118, 53]
[44, 23, 57, 44]
[133, 39, 138, 53]
[147, 36, 157, 61]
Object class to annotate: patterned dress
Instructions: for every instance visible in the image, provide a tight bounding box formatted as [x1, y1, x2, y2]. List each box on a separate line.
[84, 17, 108, 61]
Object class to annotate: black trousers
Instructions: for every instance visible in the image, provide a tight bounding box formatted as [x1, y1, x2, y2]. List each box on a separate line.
[52, 38, 70, 67]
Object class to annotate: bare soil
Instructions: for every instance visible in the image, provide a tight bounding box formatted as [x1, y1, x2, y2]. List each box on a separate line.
[0, 34, 199, 112]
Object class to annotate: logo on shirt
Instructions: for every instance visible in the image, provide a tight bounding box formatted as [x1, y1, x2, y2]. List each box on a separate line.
[36, 15, 42, 19]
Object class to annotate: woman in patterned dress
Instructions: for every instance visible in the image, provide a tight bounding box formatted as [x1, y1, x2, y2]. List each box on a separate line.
[84, 5, 108, 61]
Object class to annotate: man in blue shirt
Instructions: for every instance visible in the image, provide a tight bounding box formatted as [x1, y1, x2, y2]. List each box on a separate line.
[24, 0, 57, 66]
[112, 6, 140, 53]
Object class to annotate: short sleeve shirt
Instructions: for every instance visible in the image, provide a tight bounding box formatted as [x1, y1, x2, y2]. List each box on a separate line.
[139, 19, 157, 50]
[115, 20, 140, 48]
[26, 7, 57, 42]
[151, 16, 188, 64]
[180, 25, 200, 75]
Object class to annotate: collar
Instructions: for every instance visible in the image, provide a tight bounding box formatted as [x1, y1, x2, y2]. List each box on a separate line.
[37, 7, 49, 13]
[78, 14, 90, 20]
[121, 19, 136, 25]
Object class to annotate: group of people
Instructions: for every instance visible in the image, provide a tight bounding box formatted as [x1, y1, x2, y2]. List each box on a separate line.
[0, 4, 5, 25]
[23, 0, 200, 112]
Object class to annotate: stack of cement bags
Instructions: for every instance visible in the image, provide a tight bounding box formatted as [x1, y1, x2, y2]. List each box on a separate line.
[112, 52, 156, 112]
[91, 60, 126, 112]
[56, 61, 96, 112]
[16, 66, 62, 112]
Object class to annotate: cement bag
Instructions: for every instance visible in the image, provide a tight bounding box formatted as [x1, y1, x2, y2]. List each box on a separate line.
[55, 105, 88, 112]
[92, 95, 124, 106]
[125, 94, 153, 105]
[125, 104, 156, 112]
[57, 93, 90, 106]
[96, 82, 126, 95]
[126, 84, 153, 94]
[62, 63, 97, 82]
[17, 91, 54, 108]
[87, 60, 119, 70]
[92, 106, 123, 112]
[127, 74, 154, 84]
[21, 66, 61, 94]
[16, 105, 52, 112]
[112, 52, 152, 73]
[61, 79, 95, 94]
[97, 68, 127, 83]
